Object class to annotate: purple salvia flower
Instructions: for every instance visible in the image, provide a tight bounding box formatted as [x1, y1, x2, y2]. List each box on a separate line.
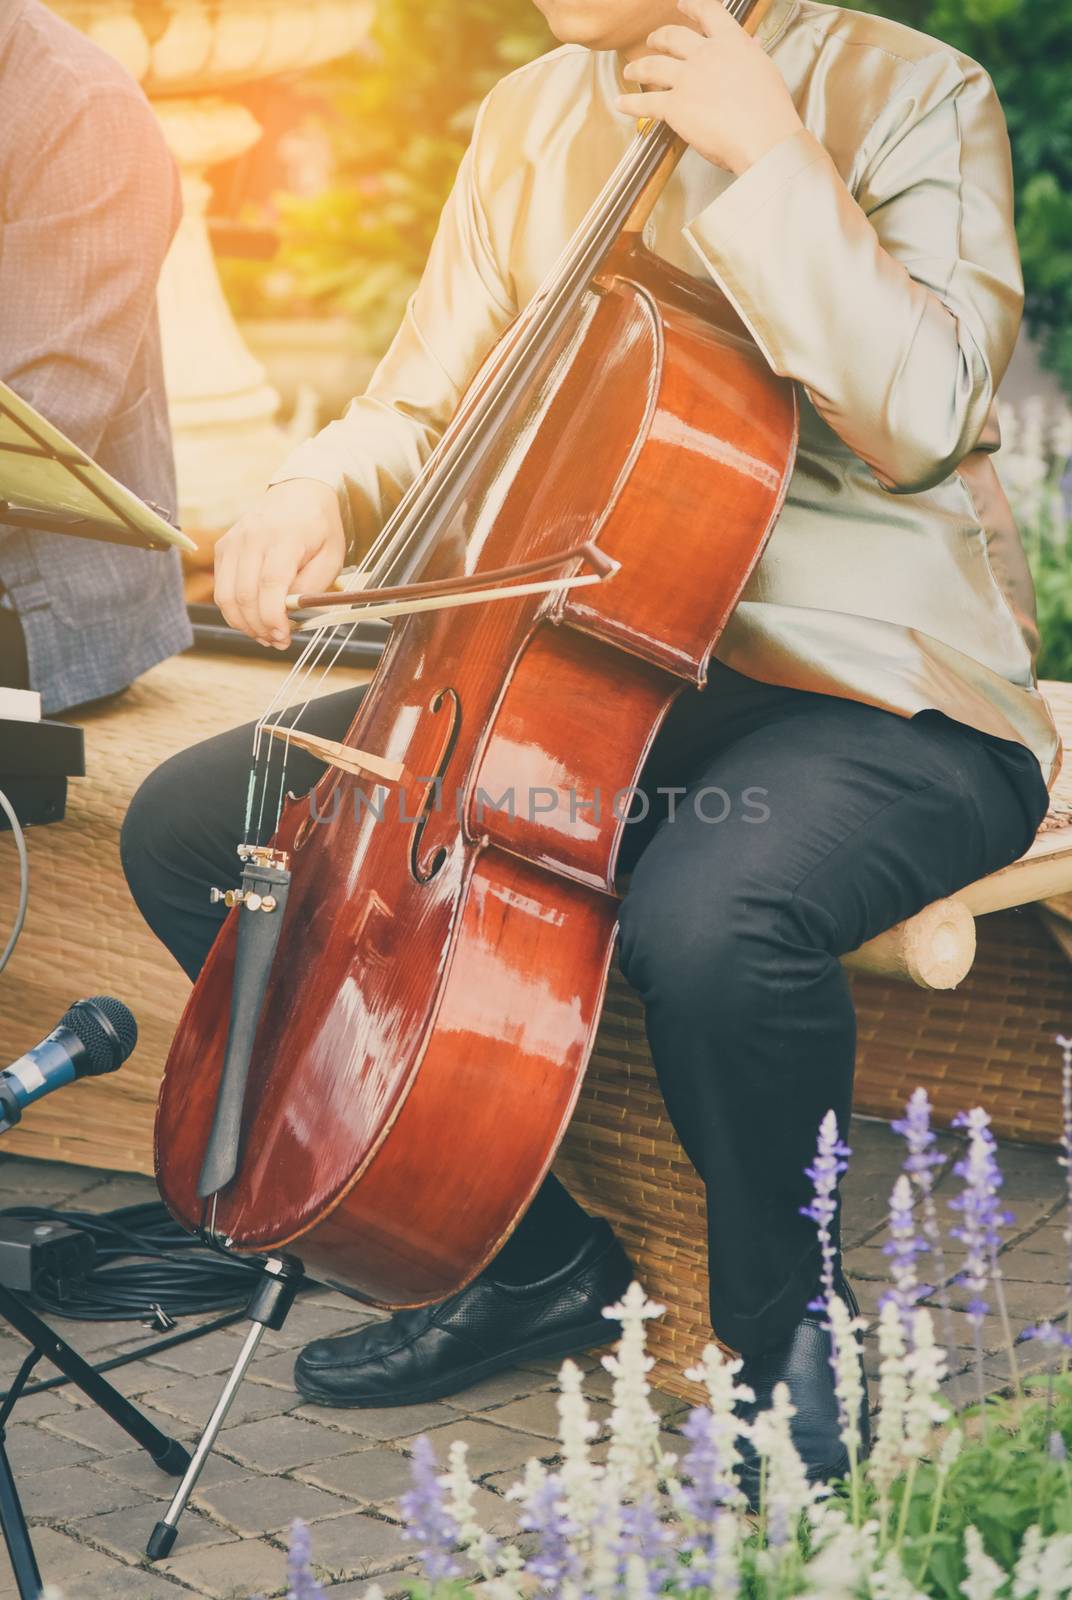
[801, 1112, 853, 1440]
[617, 1495, 675, 1594]
[949, 1108, 1016, 1412]
[1021, 1320, 1072, 1353]
[287, 1520, 327, 1600]
[892, 1089, 957, 1369]
[1049, 1430, 1068, 1462]
[1021, 1320, 1072, 1420]
[801, 1110, 851, 1311]
[680, 1404, 733, 1516]
[399, 1435, 461, 1583]
[892, 1089, 947, 1188]
[949, 1109, 1011, 1325]
[1021, 1320, 1072, 1421]
[678, 1406, 734, 1590]
[880, 1173, 929, 1332]
[518, 1470, 580, 1592]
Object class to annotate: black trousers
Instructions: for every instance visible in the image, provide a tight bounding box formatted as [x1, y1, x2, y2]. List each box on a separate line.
[120, 665, 1049, 1355]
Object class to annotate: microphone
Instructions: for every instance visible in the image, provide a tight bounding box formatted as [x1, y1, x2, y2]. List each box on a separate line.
[0, 998, 138, 1134]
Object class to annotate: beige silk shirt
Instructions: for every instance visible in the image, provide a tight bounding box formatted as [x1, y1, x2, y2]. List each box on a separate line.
[275, 0, 1061, 783]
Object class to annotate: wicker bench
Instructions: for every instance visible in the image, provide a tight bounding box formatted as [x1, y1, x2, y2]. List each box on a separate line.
[556, 686, 1072, 1394]
[1, 655, 1070, 1396]
[556, 897, 1072, 1396]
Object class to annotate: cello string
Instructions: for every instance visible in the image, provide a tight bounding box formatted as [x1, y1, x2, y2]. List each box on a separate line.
[241, 125, 663, 836]
[248, 613, 367, 842]
[287, 0, 756, 603]
[343, 0, 756, 586]
[247, 543, 414, 840]
[241, 0, 759, 837]
[240, 591, 368, 842]
[245, 638, 332, 839]
[248, 543, 403, 840]
[314, 111, 677, 601]
[356, 141, 667, 581]
[244, 126, 674, 834]
[341, 0, 756, 592]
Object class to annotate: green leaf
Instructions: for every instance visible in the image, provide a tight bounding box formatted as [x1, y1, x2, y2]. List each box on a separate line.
[929, 1539, 964, 1600]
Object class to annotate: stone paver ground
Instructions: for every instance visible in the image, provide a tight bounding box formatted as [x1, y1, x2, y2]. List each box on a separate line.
[0, 1115, 1069, 1598]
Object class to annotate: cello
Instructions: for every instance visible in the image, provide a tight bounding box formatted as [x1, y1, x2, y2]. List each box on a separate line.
[150, 0, 797, 1549]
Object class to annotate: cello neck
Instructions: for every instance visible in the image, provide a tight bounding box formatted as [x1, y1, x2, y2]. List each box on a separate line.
[361, 0, 769, 591]
[620, 131, 687, 238]
[620, 0, 775, 236]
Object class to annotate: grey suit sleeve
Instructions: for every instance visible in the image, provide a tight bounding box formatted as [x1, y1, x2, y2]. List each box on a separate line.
[0, 83, 181, 459]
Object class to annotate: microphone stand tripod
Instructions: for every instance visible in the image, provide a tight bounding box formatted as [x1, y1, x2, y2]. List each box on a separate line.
[0, 1277, 191, 1598]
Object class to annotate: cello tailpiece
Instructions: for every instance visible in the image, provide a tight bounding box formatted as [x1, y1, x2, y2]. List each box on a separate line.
[196, 853, 292, 1203]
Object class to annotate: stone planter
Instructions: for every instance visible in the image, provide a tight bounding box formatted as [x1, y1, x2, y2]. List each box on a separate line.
[52, 1, 375, 545]
[238, 316, 377, 424]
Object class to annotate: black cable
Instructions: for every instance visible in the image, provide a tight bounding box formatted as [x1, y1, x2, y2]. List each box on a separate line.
[0, 1200, 293, 1401]
[0, 783, 29, 976]
[0, 1200, 265, 1320]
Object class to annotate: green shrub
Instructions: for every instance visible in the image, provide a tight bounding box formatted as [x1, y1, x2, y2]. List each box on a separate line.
[849, 0, 1072, 396]
[223, 0, 549, 349]
[238, 0, 1070, 402]
[995, 397, 1072, 681]
[284, 1073, 1072, 1598]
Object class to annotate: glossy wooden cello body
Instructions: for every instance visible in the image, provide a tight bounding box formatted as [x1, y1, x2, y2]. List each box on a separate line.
[155, 0, 798, 1307]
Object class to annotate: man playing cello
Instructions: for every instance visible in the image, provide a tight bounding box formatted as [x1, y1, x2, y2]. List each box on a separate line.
[123, 0, 1056, 1492]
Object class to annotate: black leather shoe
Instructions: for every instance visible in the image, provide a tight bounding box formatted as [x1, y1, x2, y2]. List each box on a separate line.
[294, 1219, 633, 1407]
[735, 1273, 871, 1508]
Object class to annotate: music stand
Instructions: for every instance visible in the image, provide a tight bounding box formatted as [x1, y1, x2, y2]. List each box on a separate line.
[0, 1280, 191, 1599]
[0, 389, 196, 1597]
[0, 380, 196, 553]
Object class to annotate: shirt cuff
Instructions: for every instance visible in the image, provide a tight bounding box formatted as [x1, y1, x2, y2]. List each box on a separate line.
[684, 127, 830, 256]
[681, 128, 833, 360]
[268, 449, 355, 549]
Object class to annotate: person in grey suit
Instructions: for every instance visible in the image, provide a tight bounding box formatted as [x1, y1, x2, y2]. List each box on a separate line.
[0, 0, 192, 714]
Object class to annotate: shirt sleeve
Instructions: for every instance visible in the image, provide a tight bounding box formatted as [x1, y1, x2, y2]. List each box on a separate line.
[681, 54, 1024, 495]
[271, 96, 516, 555]
[0, 85, 180, 458]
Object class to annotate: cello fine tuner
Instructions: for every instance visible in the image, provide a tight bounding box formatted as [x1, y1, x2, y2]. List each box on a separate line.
[237, 844, 290, 871]
[209, 887, 280, 913]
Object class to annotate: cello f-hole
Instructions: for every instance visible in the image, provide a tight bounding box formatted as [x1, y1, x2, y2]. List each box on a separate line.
[409, 687, 461, 884]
